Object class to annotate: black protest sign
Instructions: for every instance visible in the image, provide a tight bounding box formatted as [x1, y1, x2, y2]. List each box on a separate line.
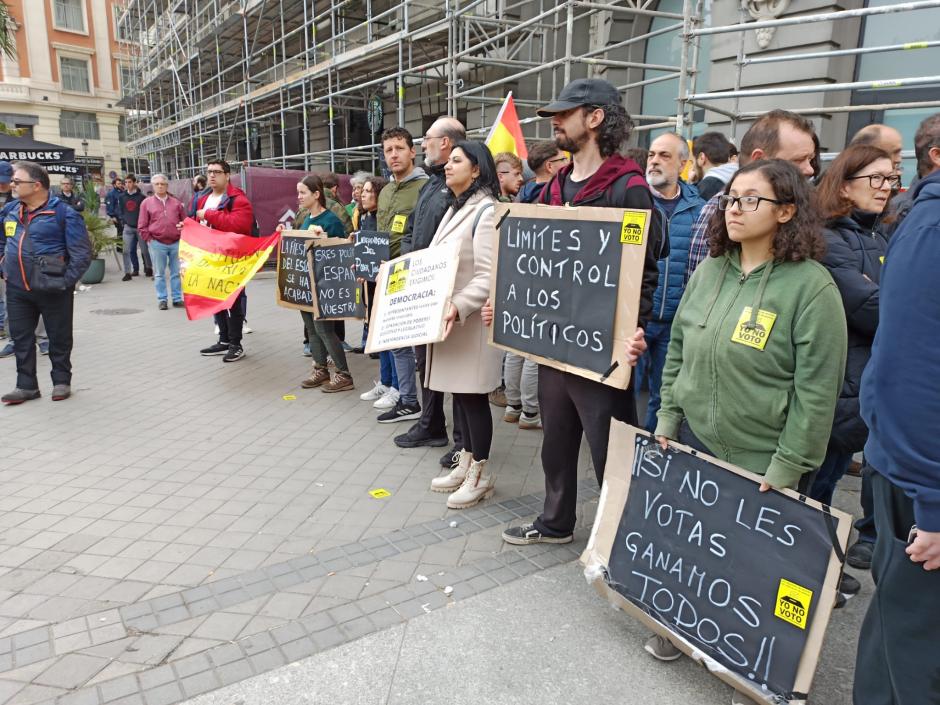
[488, 203, 651, 389]
[352, 231, 390, 282]
[307, 238, 366, 320]
[584, 423, 850, 702]
[275, 231, 318, 312]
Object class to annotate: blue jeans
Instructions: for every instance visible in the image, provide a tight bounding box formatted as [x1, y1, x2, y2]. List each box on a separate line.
[148, 241, 182, 303]
[808, 446, 854, 506]
[122, 226, 152, 273]
[635, 320, 672, 431]
[379, 350, 398, 389]
[392, 346, 418, 406]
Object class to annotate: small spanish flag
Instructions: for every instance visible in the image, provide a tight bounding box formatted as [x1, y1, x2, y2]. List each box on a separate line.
[178, 218, 280, 320]
[485, 92, 528, 160]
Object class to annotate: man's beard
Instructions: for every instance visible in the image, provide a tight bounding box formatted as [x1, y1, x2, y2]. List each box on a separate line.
[646, 171, 670, 189]
[555, 131, 586, 155]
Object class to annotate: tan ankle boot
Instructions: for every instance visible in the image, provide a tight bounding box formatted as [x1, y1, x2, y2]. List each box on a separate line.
[301, 365, 330, 389]
[446, 459, 494, 509]
[430, 450, 471, 493]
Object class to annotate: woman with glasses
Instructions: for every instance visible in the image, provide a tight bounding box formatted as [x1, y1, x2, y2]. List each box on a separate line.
[807, 145, 894, 574]
[645, 160, 848, 696]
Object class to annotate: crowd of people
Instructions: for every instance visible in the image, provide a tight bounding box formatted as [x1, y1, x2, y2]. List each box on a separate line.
[0, 75, 937, 705]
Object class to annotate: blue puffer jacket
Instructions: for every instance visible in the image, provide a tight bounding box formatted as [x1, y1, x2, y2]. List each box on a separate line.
[650, 180, 706, 322]
[1, 196, 91, 291]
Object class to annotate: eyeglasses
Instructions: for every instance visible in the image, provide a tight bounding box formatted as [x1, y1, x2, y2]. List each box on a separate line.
[718, 194, 789, 212]
[547, 156, 569, 164]
[846, 173, 901, 189]
[423, 135, 442, 142]
[11, 179, 36, 186]
[206, 169, 225, 175]
[497, 170, 519, 176]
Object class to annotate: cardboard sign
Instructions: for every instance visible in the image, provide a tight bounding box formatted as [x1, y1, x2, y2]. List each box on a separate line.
[582, 423, 851, 703]
[275, 229, 321, 312]
[352, 230, 391, 282]
[365, 242, 460, 354]
[488, 202, 651, 389]
[307, 238, 366, 320]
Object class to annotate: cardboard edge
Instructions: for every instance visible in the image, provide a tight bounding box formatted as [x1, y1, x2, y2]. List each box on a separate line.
[306, 237, 367, 321]
[274, 232, 319, 313]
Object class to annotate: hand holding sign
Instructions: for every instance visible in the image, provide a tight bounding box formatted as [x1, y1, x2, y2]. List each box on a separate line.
[624, 327, 646, 365]
[481, 298, 494, 327]
[442, 303, 458, 340]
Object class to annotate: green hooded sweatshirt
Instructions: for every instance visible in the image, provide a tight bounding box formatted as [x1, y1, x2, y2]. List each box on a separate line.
[655, 249, 847, 489]
[377, 166, 428, 258]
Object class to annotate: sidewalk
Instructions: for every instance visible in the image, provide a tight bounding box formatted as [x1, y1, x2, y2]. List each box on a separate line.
[0, 272, 868, 705]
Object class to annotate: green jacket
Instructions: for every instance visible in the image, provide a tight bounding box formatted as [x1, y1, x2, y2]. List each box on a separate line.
[326, 196, 353, 234]
[655, 250, 847, 489]
[377, 166, 428, 258]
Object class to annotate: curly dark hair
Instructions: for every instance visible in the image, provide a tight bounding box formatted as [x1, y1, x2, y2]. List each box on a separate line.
[815, 144, 893, 220]
[445, 141, 500, 212]
[707, 159, 825, 262]
[589, 103, 635, 158]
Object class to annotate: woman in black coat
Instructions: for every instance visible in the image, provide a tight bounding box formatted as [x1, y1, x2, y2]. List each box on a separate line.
[810, 145, 895, 507]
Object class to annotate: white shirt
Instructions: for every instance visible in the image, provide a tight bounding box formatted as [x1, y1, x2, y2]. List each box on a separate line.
[201, 192, 224, 226]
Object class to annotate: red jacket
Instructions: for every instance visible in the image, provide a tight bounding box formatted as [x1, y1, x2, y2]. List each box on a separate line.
[196, 184, 255, 236]
[138, 194, 186, 244]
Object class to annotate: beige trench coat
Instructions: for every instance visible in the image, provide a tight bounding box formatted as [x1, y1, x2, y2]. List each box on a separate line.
[425, 191, 504, 395]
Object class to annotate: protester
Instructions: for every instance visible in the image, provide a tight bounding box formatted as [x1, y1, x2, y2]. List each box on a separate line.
[850, 123, 904, 172]
[496, 78, 662, 546]
[425, 141, 503, 508]
[118, 174, 151, 281]
[494, 152, 524, 200]
[0, 162, 12, 340]
[517, 140, 568, 203]
[647, 161, 847, 695]
[57, 177, 85, 212]
[321, 172, 354, 234]
[348, 170, 371, 229]
[692, 131, 737, 201]
[394, 117, 467, 456]
[105, 177, 124, 239]
[687, 110, 816, 278]
[283, 174, 354, 392]
[195, 160, 256, 362]
[0, 162, 91, 404]
[376, 127, 429, 423]
[188, 174, 207, 217]
[356, 176, 401, 408]
[637, 132, 705, 431]
[138, 174, 186, 310]
[853, 112, 940, 705]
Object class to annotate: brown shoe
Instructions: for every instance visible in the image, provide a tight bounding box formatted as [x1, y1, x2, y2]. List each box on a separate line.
[322, 372, 354, 393]
[301, 366, 330, 389]
[488, 386, 507, 408]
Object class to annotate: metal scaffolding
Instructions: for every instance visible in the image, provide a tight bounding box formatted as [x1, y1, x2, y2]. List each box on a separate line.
[118, 0, 940, 177]
[117, 0, 696, 178]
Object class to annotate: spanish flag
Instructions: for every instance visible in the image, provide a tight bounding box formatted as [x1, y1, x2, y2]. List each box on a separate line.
[485, 92, 528, 160]
[178, 219, 280, 320]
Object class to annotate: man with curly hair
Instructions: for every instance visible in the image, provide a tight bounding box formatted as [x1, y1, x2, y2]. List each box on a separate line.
[501, 78, 663, 546]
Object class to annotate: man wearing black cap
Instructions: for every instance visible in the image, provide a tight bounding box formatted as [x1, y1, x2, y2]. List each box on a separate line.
[501, 78, 662, 546]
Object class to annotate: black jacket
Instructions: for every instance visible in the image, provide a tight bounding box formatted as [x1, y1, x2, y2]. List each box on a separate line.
[401, 163, 448, 255]
[58, 190, 85, 212]
[118, 190, 146, 228]
[820, 210, 887, 453]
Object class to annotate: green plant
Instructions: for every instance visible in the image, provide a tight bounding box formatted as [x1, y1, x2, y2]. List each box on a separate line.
[83, 210, 117, 258]
[83, 179, 100, 213]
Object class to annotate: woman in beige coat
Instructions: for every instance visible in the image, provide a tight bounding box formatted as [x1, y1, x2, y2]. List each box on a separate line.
[426, 141, 504, 509]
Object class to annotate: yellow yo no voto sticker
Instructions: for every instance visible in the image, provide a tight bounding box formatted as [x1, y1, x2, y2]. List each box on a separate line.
[620, 210, 647, 245]
[774, 578, 814, 629]
[369, 488, 392, 499]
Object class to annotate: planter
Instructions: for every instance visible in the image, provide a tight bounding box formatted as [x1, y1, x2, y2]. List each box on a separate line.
[82, 258, 105, 285]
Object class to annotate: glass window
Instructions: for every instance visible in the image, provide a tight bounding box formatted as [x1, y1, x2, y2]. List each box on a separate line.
[113, 5, 129, 41]
[119, 65, 137, 97]
[60, 110, 100, 140]
[642, 0, 712, 140]
[857, 0, 940, 82]
[60, 56, 90, 93]
[53, 0, 85, 32]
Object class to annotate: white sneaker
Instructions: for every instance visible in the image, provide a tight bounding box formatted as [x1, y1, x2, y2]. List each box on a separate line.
[360, 381, 388, 402]
[446, 459, 495, 509]
[214, 324, 220, 335]
[373, 387, 400, 409]
[244, 321, 253, 334]
[430, 450, 472, 492]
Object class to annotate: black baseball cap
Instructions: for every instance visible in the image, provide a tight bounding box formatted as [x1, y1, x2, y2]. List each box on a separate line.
[536, 78, 622, 117]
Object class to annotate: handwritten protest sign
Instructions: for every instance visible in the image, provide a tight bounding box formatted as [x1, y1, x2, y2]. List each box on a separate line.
[307, 238, 366, 320]
[275, 230, 319, 312]
[488, 202, 651, 389]
[365, 242, 460, 353]
[582, 423, 850, 702]
[352, 231, 390, 282]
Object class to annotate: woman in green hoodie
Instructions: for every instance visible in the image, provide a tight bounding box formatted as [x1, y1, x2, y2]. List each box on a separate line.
[645, 160, 848, 697]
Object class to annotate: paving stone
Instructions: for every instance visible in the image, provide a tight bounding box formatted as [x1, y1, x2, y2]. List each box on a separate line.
[141, 681, 182, 705]
[32, 653, 109, 689]
[6, 683, 65, 705]
[96, 673, 138, 703]
[118, 635, 182, 666]
[55, 688, 101, 705]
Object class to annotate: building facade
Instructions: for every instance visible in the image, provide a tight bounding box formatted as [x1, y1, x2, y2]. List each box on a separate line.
[118, 0, 940, 185]
[0, 0, 132, 183]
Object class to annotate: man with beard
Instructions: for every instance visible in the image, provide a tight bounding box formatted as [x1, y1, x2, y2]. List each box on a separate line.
[498, 78, 662, 546]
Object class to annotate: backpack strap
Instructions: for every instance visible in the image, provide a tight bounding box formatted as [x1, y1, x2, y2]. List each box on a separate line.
[470, 201, 495, 237]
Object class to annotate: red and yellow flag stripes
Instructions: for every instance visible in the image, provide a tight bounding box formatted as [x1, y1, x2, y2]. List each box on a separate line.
[485, 92, 528, 160]
[179, 219, 279, 320]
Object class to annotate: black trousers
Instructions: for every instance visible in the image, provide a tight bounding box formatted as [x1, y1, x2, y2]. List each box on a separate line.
[214, 290, 247, 346]
[6, 284, 74, 389]
[854, 470, 940, 705]
[453, 392, 492, 460]
[534, 366, 638, 537]
[415, 344, 463, 446]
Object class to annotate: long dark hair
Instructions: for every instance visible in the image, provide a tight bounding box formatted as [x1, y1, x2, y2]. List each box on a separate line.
[708, 159, 825, 262]
[300, 174, 327, 208]
[815, 144, 893, 219]
[446, 141, 500, 211]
